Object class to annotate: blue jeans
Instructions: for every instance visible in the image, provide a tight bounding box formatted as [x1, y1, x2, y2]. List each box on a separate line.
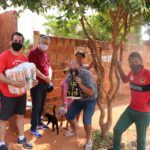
[30, 83, 48, 130]
[66, 99, 96, 125]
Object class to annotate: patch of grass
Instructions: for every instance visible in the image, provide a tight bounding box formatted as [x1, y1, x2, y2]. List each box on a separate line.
[92, 130, 113, 150]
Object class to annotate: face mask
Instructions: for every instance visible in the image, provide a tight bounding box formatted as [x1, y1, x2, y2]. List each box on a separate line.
[130, 64, 143, 74]
[69, 68, 79, 76]
[12, 42, 23, 52]
[39, 44, 48, 51]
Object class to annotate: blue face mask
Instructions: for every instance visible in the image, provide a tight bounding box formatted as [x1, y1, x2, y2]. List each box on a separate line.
[39, 44, 48, 51]
[130, 64, 143, 73]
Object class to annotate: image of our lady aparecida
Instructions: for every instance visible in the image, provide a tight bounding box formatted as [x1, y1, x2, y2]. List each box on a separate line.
[67, 74, 81, 100]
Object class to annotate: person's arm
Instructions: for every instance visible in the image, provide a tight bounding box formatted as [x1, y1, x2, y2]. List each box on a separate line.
[117, 61, 128, 83]
[0, 54, 25, 87]
[0, 73, 25, 87]
[49, 67, 53, 80]
[75, 76, 94, 96]
[36, 69, 51, 84]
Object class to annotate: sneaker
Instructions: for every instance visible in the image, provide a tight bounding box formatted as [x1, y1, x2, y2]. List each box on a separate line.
[30, 129, 41, 138]
[38, 122, 49, 130]
[85, 143, 92, 150]
[17, 138, 33, 149]
[0, 145, 7, 150]
[64, 130, 76, 137]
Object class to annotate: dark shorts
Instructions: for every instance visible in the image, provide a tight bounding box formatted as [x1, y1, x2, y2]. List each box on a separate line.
[66, 99, 96, 126]
[0, 94, 26, 120]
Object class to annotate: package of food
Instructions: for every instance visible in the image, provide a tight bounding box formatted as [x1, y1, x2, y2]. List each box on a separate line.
[5, 62, 36, 95]
[20, 62, 36, 90]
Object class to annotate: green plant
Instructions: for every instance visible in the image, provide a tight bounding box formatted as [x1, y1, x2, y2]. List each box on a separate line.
[92, 130, 113, 150]
[22, 39, 32, 54]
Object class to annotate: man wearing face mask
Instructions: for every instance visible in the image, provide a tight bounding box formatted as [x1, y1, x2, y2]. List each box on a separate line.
[0, 32, 33, 149]
[65, 61, 98, 150]
[108, 52, 150, 150]
[28, 35, 52, 138]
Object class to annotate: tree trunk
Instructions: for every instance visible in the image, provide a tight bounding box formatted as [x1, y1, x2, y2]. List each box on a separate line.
[80, 15, 121, 139]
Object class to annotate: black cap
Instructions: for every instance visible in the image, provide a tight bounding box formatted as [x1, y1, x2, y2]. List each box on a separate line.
[75, 50, 85, 58]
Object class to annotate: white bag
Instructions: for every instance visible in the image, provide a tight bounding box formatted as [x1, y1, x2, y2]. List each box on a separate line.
[5, 62, 36, 95]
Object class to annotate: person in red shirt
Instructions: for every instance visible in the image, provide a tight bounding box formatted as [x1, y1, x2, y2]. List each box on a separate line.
[108, 52, 150, 150]
[28, 35, 52, 138]
[0, 32, 33, 150]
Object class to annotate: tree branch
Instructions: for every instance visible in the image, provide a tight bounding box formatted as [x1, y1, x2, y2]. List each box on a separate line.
[110, 65, 120, 103]
[117, 14, 132, 47]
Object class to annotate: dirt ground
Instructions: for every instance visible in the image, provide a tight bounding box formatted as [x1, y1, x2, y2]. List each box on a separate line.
[5, 99, 150, 150]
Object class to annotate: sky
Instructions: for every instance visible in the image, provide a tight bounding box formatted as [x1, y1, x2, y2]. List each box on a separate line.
[18, 10, 47, 41]
[18, 8, 58, 42]
[0, 7, 58, 42]
[0, 8, 149, 42]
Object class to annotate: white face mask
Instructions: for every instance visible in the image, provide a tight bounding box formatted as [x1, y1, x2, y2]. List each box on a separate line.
[39, 44, 48, 51]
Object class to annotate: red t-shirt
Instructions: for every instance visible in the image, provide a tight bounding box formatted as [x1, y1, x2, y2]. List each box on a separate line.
[127, 67, 150, 112]
[0, 50, 27, 97]
[28, 47, 50, 83]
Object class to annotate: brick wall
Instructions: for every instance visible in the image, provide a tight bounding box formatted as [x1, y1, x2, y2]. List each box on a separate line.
[143, 40, 150, 47]
[33, 31, 94, 107]
[0, 11, 17, 53]
[34, 31, 150, 106]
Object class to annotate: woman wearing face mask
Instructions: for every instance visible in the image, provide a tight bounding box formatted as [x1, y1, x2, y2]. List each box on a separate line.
[108, 52, 150, 150]
[28, 35, 53, 138]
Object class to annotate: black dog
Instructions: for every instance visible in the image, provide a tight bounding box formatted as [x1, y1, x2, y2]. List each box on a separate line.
[44, 106, 59, 134]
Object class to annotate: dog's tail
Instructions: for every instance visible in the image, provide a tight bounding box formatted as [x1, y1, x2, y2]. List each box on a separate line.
[53, 105, 56, 116]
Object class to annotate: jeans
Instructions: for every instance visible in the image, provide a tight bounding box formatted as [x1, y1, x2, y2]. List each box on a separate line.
[113, 106, 150, 150]
[30, 83, 48, 130]
[66, 99, 96, 125]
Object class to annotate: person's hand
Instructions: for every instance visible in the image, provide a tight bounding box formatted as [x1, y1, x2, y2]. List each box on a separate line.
[116, 60, 122, 66]
[75, 76, 82, 85]
[45, 76, 51, 84]
[11, 80, 26, 88]
[32, 79, 38, 87]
